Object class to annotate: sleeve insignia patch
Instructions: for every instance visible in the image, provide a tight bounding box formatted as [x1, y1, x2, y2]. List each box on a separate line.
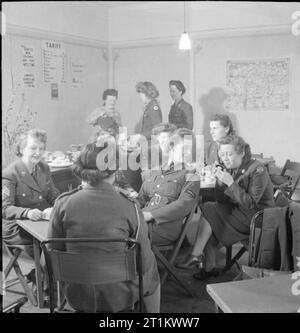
[256, 166, 264, 174]
[2, 185, 10, 198]
[185, 189, 196, 199]
[153, 105, 158, 111]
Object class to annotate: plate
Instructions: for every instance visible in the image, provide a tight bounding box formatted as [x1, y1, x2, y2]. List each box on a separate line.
[48, 161, 73, 168]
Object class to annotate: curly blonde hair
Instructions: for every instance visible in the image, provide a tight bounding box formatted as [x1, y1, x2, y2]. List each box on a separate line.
[136, 81, 159, 99]
[15, 129, 47, 157]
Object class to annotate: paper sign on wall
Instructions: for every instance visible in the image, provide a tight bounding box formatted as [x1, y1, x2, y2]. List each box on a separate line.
[20, 44, 36, 88]
[42, 40, 66, 84]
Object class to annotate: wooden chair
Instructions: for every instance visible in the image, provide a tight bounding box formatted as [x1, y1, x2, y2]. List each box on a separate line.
[151, 202, 198, 297]
[2, 296, 28, 313]
[3, 244, 37, 306]
[274, 159, 300, 199]
[41, 238, 144, 313]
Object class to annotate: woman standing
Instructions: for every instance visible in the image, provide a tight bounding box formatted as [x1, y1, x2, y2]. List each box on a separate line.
[168, 80, 193, 130]
[135, 81, 162, 140]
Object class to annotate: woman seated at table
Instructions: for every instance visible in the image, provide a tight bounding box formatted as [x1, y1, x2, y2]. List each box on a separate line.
[2, 129, 60, 251]
[47, 142, 160, 313]
[137, 128, 200, 246]
[141, 122, 177, 180]
[177, 135, 275, 280]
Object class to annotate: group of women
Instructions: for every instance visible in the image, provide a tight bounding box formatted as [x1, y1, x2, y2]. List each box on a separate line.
[2, 103, 275, 312]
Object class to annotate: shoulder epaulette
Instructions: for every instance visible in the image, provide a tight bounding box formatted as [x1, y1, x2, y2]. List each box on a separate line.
[118, 190, 136, 203]
[57, 185, 81, 200]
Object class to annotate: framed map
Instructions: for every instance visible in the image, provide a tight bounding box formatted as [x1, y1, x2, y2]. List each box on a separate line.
[226, 58, 290, 111]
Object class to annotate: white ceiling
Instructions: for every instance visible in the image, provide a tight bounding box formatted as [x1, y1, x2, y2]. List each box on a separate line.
[90, 1, 153, 8]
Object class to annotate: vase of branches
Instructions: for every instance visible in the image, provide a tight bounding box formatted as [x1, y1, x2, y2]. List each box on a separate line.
[2, 91, 37, 168]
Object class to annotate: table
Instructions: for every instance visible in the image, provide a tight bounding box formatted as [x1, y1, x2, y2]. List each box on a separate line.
[206, 274, 300, 313]
[17, 219, 49, 308]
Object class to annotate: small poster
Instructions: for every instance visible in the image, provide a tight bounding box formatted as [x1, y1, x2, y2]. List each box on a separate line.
[51, 83, 59, 100]
[42, 40, 67, 84]
[71, 59, 84, 88]
[22, 72, 36, 88]
[21, 45, 35, 67]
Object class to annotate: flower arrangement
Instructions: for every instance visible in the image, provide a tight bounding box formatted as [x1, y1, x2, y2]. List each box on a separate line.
[2, 90, 37, 167]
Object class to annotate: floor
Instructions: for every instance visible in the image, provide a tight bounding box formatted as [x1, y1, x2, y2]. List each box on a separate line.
[2, 243, 246, 313]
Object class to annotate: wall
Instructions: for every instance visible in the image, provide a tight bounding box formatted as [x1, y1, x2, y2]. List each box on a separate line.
[2, 1, 109, 41]
[109, 1, 300, 167]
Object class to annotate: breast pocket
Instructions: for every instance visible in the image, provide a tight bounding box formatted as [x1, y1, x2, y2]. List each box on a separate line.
[15, 186, 33, 206]
[162, 179, 183, 200]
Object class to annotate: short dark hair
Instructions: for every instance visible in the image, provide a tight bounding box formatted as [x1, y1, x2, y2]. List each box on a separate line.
[102, 89, 118, 101]
[169, 80, 186, 95]
[152, 122, 177, 135]
[219, 134, 251, 159]
[15, 129, 47, 157]
[72, 141, 118, 186]
[136, 81, 159, 99]
[210, 113, 234, 135]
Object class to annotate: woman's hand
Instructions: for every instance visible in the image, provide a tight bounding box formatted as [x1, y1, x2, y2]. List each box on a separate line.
[27, 209, 43, 221]
[214, 168, 234, 187]
[42, 207, 53, 220]
[143, 211, 154, 222]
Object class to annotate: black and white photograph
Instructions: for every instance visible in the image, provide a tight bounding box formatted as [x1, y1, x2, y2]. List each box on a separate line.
[2, 1, 300, 316]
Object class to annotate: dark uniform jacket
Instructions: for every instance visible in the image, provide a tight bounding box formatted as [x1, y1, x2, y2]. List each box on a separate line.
[48, 182, 159, 313]
[168, 98, 193, 130]
[2, 158, 60, 240]
[216, 158, 275, 212]
[136, 99, 162, 139]
[137, 164, 200, 244]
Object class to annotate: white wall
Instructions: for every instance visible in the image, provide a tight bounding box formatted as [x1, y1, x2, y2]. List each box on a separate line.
[109, 1, 299, 42]
[2, 1, 109, 41]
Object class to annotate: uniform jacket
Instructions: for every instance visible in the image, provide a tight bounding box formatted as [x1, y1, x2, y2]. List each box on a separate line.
[168, 98, 193, 130]
[205, 141, 220, 166]
[256, 202, 300, 271]
[2, 159, 59, 220]
[216, 157, 275, 212]
[48, 182, 159, 312]
[136, 99, 162, 139]
[137, 164, 200, 243]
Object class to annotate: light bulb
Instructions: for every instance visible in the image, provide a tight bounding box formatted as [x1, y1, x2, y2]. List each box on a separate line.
[179, 32, 191, 50]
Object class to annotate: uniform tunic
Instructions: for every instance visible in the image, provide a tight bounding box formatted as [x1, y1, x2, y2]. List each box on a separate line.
[136, 99, 162, 140]
[137, 164, 200, 245]
[48, 182, 159, 313]
[2, 158, 60, 245]
[168, 98, 193, 130]
[201, 157, 275, 247]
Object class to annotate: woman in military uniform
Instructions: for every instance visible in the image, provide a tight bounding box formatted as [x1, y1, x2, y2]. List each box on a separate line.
[205, 113, 235, 166]
[177, 135, 275, 280]
[2, 129, 60, 248]
[47, 142, 160, 313]
[168, 80, 193, 130]
[137, 128, 200, 245]
[135, 81, 162, 140]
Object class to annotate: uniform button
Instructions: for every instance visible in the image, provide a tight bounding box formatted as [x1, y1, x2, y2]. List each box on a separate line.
[22, 193, 26, 197]
[151, 203, 154, 206]
[39, 195, 42, 200]
[161, 176, 164, 179]
[157, 184, 160, 188]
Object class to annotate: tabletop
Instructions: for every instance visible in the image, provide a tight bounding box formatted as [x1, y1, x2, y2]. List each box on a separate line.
[206, 273, 300, 313]
[17, 219, 49, 242]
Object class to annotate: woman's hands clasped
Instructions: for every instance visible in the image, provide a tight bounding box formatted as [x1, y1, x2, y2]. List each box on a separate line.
[213, 167, 234, 187]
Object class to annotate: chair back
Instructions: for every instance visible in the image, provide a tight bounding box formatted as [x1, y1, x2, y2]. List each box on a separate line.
[280, 159, 300, 199]
[248, 211, 264, 267]
[41, 238, 143, 313]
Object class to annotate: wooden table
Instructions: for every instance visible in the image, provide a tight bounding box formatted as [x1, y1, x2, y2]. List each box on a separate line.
[17, 219, 49, 308]
[206, 274, 300, 313]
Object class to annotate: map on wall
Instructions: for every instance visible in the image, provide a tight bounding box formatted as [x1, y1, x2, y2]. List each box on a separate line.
[226, 58, 290, 111]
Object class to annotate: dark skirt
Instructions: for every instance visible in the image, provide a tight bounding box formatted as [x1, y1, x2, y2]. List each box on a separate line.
[201, 202, 256, 247]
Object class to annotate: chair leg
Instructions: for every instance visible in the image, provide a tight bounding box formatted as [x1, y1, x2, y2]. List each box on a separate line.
[222, 246, 247, 274]
[152, 247, 195, 297]
[12, 262, 37, 306]
[4, 248, 22, 277]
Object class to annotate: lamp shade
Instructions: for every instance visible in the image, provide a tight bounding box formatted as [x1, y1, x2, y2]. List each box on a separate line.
[179, 32, 191, 50]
